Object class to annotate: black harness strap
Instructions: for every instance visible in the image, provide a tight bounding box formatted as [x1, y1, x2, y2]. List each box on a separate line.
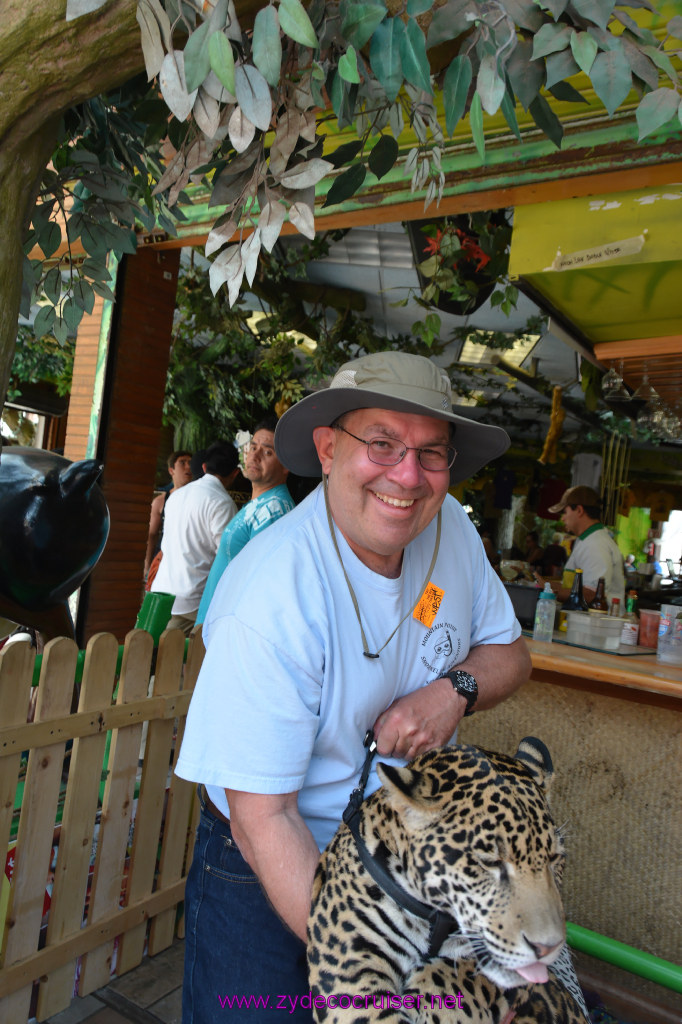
[342, 731, 459, 960]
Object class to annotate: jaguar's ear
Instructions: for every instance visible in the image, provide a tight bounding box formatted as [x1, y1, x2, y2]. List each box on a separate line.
[514, 736, 553, 792]
[377, 762, 441, 819]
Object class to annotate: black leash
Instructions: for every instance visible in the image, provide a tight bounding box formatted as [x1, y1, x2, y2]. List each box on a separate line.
[342, 730, 459, 959]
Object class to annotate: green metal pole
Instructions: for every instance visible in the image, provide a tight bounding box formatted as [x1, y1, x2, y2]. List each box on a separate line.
[567, 922, 682, 994]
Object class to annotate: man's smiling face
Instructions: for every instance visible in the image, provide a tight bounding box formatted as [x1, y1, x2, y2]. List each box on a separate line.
[313, 407, 452, 578]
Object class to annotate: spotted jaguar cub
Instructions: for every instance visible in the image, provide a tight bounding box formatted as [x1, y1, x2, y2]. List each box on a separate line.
[307, 738, 586, 1023]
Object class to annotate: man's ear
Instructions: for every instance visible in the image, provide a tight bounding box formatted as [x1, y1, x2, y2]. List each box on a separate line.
[312, 426, 336, 475]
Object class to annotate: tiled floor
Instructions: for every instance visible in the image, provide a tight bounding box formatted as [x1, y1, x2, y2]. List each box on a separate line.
[45, 940, 184, 1024]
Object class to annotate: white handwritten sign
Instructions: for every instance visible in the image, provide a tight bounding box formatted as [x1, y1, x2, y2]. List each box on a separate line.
[547, 232, 647, 272]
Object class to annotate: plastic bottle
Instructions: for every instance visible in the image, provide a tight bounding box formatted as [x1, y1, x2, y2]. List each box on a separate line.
[609, 597, 621, 617]
[533, 583, 557, 643]
[620, 590, 639, 646]
[656, 605, 682, 665]
[589, 577, 609, 614]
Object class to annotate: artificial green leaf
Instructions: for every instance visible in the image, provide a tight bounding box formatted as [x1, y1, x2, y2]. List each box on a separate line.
[621, 36, 659, 91]
[542, 0, 568, 19]
[507, 39, 544, 111]
[407, 0, 433, 14]
[339, 45, 361, 84]
[328, 72, 357, 130]
[62, 296, 84, 334]
[571, 0, 615, 32]
[208, 31, 236, 94]
[477, 54, 505, 114]
[368, 134, 399, 179]
[90, 280, 117, 302]
[500, 84, 522, 140]
[44, 267, 62, 305]
[570, 30, 598, 75]
[72, 277, 97, 313]
[327, 139, 364, 168]
[549, 80, 589, 103]
[253, 7, 282, 88]
[234, 64, 273, 132]
[667, 15, 682, 40]
[39, 221, 62, 259]
[586, 26, 622, 53]
[426, 0, 477, 49]
[159, 52, 197, 121]
[400, 18, 432, 94]
[443, 55, 472, 136]
[613, 9, 655, 44]
[341, 0, 387, 49]
[590, 49, 632, 116]
[532, 23, 572, 59]
[529, 93, 564, 148]
[370, 18, 404, 104]
[33, 304, 56, 339]
[279, 157, 334, 188]
[279, 0, 318, 49]
[641, 45, 679, 84]
[65, 0, 108, 19]
[636, 87, 681, 140]
[545, 49, 580, 89]
[502, 0, 544, 32]
[322, 162, 367, 207]
[469, 91, 485, 161]
[183, 21, 211, 92]
[81, 258, 111, 282]
[53, 316, 68, 346]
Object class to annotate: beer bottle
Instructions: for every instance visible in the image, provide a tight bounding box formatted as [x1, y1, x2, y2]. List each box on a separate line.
[589, 577, 609, 613]
[620, 590, 640, 646]
[562, 569, 589, 611]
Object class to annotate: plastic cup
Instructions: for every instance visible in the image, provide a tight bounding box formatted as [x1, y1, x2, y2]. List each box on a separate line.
[135, 591, 175, 644]
[638, 608, 660, 649]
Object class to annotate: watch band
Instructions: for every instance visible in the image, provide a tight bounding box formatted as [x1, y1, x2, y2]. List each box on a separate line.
[444, 668, 478, 716]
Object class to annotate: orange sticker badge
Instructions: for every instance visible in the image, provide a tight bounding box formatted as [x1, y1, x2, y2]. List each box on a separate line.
[413, 582, 444, 628]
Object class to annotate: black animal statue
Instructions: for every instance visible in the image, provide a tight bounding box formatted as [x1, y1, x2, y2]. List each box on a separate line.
[0, 447, 109, 640]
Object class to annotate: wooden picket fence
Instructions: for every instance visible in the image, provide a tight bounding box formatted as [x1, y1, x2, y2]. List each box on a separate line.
[0, 627, 204, 1022]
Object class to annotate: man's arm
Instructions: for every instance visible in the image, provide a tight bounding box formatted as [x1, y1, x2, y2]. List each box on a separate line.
[227, 789, 319, 942]
[144, 493, 164, 576]
[373, 636, 531, 761]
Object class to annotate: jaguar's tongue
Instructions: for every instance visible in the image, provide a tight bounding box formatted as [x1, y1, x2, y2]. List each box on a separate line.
[516, 962, 549, 984]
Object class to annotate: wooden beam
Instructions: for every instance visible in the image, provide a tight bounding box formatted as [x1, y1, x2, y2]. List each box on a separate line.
[594, 337, 682, 360]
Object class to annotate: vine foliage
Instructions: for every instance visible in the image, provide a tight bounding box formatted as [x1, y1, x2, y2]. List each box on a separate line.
[25, 0, 682, 341]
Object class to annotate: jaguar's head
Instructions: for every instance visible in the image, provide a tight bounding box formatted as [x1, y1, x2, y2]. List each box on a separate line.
[374, 737, 566, 990]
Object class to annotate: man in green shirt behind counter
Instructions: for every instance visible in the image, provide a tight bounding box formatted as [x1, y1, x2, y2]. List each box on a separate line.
[543, 485, 626, 606]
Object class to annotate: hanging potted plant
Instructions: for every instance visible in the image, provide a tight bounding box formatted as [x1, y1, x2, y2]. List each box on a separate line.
[407, 210, 514, 317]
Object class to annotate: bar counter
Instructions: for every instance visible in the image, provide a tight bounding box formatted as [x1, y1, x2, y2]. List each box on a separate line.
[459, 635, 682, 979]
[526, 635, 682, 702]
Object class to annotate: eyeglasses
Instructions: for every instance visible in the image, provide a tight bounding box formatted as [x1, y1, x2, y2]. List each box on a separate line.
[334, 425, 457, 472]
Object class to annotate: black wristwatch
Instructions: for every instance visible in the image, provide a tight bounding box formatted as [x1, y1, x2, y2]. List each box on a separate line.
[444, 669, 478, 717]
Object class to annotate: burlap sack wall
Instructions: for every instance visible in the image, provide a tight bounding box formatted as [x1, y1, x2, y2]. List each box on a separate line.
[459, 679, 681, 966]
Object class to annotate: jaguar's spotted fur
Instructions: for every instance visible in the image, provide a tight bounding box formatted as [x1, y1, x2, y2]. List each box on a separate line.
[307, 738, 586, 1023]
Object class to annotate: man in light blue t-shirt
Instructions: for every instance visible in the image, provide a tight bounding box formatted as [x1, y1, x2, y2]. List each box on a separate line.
[177, 352, 548, 1024]
[196, 418, 294, 624]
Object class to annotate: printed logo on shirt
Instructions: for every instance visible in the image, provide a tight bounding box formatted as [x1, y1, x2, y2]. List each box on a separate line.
[420, 621, 461, 674]
[413, 582, 445, 628]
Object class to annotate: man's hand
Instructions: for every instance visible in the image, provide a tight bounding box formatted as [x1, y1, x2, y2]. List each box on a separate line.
[373, 678, 465, 760]
[373, 637, 531, 761]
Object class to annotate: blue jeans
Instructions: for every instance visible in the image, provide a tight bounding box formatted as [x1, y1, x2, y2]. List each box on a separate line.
[182, 789, 311, 1023]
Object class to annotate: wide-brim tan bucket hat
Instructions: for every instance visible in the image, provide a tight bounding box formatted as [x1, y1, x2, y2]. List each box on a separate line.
[275, 352, 510, 484]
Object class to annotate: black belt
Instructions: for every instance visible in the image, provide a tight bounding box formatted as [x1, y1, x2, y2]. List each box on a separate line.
[201, 785, 231, 826]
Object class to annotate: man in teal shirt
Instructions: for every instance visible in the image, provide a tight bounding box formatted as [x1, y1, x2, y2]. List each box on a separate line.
[197, 418, 294, 624]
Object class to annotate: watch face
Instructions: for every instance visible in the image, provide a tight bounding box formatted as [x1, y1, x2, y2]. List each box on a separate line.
[454, 671, 476, 696]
